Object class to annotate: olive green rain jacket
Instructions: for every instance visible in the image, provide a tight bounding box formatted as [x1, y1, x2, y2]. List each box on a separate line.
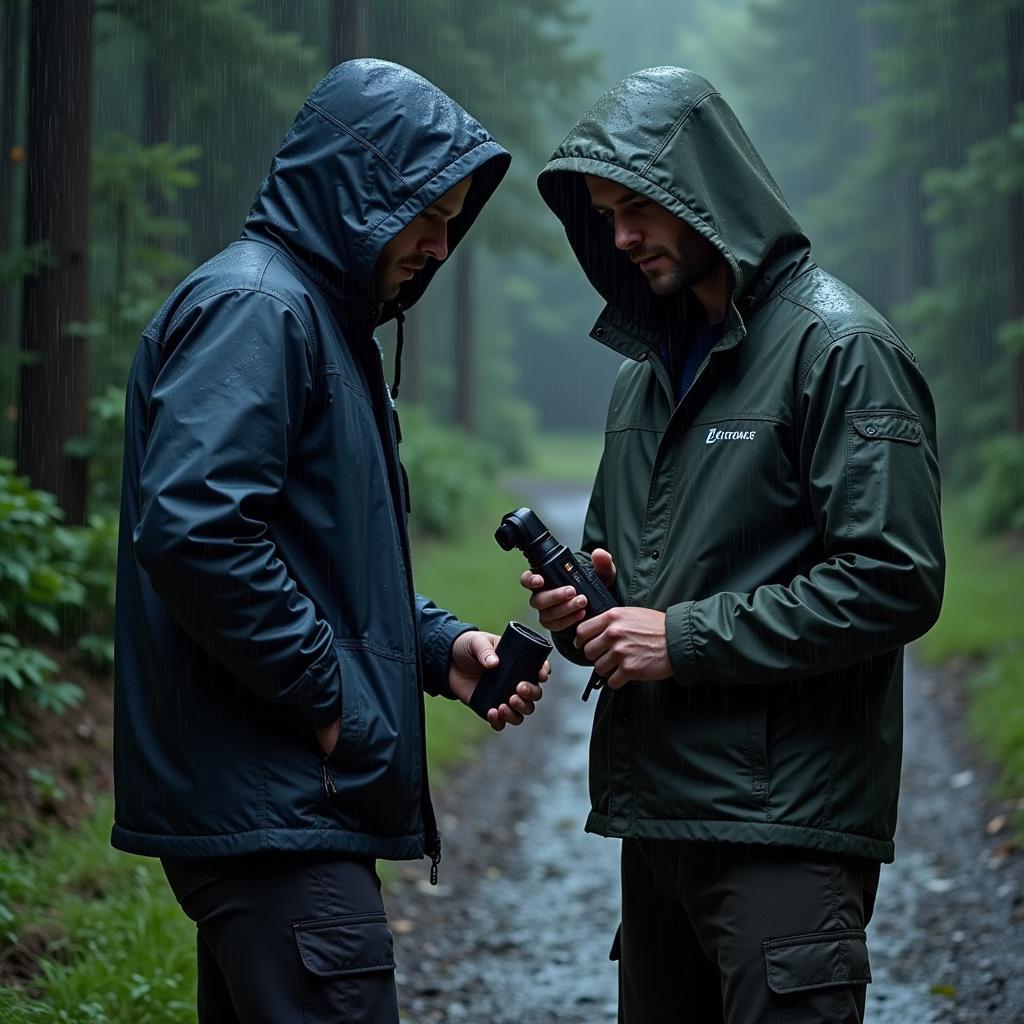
[538, 67, 944, 863]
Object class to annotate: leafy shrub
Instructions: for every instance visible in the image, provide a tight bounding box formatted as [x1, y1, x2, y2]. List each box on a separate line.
[399, 405, 499, 539]
[970, 434, 1024, 535]
[477, 396, 538, 468]
[0, 461, 117, 745]
[64, 386, 127, 516]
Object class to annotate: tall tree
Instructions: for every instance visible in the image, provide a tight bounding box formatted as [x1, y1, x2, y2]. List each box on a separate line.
[0, 0, 23, 355]
[1007, 2, 1024, 432]
[18, 0, 93, 523]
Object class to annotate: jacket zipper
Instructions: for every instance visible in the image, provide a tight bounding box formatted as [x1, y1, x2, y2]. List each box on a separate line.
[365, 327, 443, 885]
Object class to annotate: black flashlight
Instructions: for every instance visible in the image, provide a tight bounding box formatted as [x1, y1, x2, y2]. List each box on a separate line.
[495, 507, 617, 700]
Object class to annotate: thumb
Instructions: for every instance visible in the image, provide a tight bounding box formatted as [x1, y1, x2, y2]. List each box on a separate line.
[591, 548, 617, 585]
[468, 631, 500, 668]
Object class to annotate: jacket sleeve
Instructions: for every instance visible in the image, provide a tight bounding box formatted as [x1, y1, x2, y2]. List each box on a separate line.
[132, 289, 341, 727]
[416, 594, 477, 699]
[551, 450, 611, 667]
[665, 331, 945, 685]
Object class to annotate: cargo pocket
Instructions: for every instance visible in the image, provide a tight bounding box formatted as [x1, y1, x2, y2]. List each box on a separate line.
[293, 913, 398, 1018]
[763, 927, 871, 995]
[844, 409, 924, 537]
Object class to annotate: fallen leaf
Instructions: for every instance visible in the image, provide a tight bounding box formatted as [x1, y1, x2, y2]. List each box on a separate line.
[987, 814, 1008, 836]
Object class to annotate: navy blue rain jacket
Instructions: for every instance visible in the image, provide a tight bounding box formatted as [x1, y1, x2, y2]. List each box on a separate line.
[112, 60, 511, 861]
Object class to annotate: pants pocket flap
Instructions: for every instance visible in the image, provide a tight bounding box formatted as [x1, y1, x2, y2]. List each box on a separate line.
[763, 928, 870, 995]
[294, 914, 395, 977]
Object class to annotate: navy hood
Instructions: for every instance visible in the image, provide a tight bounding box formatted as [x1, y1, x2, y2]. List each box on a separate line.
[242, 59, 511, 313]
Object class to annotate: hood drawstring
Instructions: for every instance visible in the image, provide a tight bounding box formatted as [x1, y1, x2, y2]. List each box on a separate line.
[391, 308, 405, 401]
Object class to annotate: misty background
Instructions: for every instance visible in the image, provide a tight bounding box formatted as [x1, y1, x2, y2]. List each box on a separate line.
[3, 0, 1021, 526]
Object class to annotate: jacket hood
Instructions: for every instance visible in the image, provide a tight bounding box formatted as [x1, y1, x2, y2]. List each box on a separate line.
[538, 67, 808, 344]
[242, 59, 511, 315]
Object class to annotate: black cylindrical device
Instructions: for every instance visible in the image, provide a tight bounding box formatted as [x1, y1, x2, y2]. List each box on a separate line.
[495, 507, 617, 699]
[468, 620, 552, 719]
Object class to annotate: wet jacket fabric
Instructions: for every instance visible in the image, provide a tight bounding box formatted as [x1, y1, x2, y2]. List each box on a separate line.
[112, 60, 510, 860]
[538, 67, 943, 863]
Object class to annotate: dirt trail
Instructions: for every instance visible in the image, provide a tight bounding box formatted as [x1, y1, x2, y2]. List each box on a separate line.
[390, 483, 1024, 1024]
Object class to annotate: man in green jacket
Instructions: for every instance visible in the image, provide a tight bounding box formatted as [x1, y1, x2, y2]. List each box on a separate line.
[523, 67, 944, 1023]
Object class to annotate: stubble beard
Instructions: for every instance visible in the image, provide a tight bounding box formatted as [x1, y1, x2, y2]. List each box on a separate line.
[645, 248, 719, 297]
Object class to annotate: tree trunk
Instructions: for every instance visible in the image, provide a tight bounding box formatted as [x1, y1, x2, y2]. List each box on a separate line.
[1007, 5, 1024, 433]
[330, 0, 365, 64]
[0, 0, 23, 354]
[453, 246, 475, 434]
[17, 0, 93, 522]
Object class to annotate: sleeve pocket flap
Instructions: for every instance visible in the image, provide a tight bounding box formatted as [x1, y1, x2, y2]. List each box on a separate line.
[294, 914, 395, 977]
[764, 928, 871, 995]
[849, 411, 922, 444]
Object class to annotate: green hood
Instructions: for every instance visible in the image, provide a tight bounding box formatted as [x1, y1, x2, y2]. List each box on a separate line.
[538, 67, 808, 345]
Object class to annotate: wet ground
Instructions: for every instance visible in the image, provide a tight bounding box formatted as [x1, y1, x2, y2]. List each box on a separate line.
[389, 484, 1024, 1023]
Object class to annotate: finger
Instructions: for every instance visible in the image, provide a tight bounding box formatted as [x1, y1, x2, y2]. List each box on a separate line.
[605, 669, 629, 689]
[520, 571, 546, 591]
[593, 650, 619, 678]
[516, 681, 543, 702]
[574, 610, 610, 647]
[584, 632, 614, 663]
[591, 548, 617, 584]
[539, 607, 586, 633]
[538, 661, 551, 683]
[486, 708, 506, 731]
[496, 703, 525, 726]
[508, 694, 535, 716]
[530, 586, 580, 611]
[469, 632, 499, 669]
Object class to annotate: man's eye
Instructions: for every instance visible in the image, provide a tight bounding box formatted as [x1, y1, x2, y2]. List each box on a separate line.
[631, 199, 650, 211]
[422, 210, 439, 223]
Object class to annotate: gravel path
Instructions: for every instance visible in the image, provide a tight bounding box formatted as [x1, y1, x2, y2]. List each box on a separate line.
[389, 484, 1024, 1023]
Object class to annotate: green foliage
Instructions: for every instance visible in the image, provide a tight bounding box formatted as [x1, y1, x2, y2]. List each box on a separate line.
[26, 767, 67, 812]
[918, 502, 1024, 665]
[89, 137, 200, 391]
[970, 652, 1024, 804]
[0, 460, 84, 637]
[64, 387, 126, 516]
[0, 801, 197, 1023]
[400, 406, 499, 539]
[0, 460, 118, 745]
[104, 0, 321, 261]
[969, 435, 1024, 535]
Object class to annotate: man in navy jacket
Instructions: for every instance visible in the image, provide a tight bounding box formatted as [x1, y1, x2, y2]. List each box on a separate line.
[113, 60, 543, 1022]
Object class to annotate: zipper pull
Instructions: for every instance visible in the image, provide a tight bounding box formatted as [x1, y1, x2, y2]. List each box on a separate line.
[321, 761, 337, 797]
[429, 833, 442, 886]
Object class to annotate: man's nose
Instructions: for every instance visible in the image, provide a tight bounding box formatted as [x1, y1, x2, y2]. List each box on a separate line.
[614, 218, 641, 251]
[421, 225, 449, 262]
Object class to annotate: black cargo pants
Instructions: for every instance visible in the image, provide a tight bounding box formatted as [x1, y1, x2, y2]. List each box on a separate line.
[161, 852, 399, 1023]
[616, 839, 881, 1024]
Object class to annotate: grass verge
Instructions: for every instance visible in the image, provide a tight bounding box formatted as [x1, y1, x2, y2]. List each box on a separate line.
[522, 431, 604, 485]
[412, 487, 534, 778]
[0, 489, 529, 1019]
[919, 500, 1024, 819]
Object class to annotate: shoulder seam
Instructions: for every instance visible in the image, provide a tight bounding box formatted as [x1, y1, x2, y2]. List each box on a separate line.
[167, 284, 318, 363]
